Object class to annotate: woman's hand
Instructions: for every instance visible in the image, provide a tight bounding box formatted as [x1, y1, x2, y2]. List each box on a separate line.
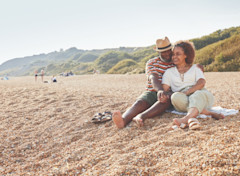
[183, 78, 206, 95]
[182, 90, 190, 96]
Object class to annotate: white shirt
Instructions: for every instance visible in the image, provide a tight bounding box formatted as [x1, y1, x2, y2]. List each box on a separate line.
[162, 64, 205, 92]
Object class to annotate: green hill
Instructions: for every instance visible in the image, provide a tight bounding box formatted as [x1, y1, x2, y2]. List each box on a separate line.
[94, 51, 134, 73]
[191, 26, 240, 50]
[194, 32, 240, 71]
[107, 59, 139, 74]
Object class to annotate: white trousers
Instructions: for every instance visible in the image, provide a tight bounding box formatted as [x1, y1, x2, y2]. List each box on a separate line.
[171, 89, 214, 114]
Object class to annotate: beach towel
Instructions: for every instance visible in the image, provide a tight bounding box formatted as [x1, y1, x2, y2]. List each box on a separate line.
[167, 106, 239, 119]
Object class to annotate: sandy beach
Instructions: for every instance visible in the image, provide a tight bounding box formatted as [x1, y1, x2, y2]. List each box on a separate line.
[0, 72, 240, 175]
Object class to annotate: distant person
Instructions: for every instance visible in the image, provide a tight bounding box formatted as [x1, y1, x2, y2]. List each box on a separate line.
[34, 70, 38, 82]
[52, 75, 57, 83]
[162, 40, 224, 128]
[41, 69, 44, 82]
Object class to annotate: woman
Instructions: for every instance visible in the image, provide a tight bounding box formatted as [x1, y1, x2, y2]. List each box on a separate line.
[162, 40, 224, 129]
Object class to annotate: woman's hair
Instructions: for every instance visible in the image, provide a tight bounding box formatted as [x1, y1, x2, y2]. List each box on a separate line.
[174, 40, 195, 64]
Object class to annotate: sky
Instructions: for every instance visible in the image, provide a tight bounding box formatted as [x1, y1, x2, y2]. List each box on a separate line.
[0, 0, 240, 65]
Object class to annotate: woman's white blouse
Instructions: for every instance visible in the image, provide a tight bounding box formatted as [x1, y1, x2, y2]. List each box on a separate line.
[162, 64, 205, 92]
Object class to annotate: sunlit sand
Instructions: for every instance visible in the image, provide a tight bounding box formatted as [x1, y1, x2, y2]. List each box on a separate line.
[0, 73, 239, 175]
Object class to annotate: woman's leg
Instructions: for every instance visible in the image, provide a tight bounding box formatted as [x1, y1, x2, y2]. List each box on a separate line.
[171, 92, 195, 126]
[172, 90, 209, 126]
[201, 109, 225, 120]
[188, 89, 224, 119]
[171, 92, 189, 112]
[173, 107, 199, 126]
[173, 91, 224, 126]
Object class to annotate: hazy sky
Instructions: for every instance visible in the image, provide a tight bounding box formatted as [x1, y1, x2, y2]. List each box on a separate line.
[0, 0, 239, 65]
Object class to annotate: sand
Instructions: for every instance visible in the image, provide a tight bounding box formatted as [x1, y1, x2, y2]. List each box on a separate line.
[0, 73, 240, 175]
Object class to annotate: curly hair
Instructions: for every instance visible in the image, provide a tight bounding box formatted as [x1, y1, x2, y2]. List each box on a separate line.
[174, 40, 195, 64]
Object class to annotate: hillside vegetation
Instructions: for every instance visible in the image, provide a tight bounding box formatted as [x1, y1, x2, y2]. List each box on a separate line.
[191, 26, 240, 50]
[195, 33, 240, 71]
[0, 26, 239, 76]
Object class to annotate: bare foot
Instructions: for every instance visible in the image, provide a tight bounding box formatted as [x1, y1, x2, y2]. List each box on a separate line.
[112, 111, 125, 129]
[173, 117, 188, 127]
[212, 113, 225, 120]
[133, 115, 144, 127]
[173, 118, 181, 126]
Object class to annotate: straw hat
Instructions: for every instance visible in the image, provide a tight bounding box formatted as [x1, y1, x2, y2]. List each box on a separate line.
[153, 37, 172, 52]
